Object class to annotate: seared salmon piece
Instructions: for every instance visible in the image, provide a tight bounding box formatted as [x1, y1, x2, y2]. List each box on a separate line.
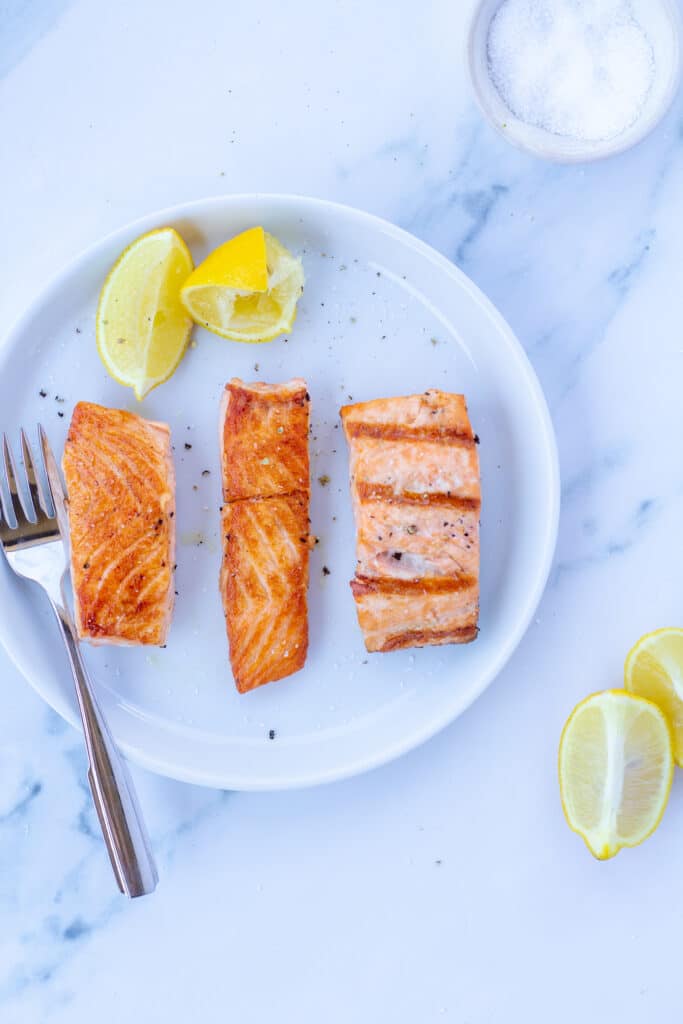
[350, 577, 479, 652]
[341, 389, 480, 653]
[221, 377, 309, 501]
[221, 495, 309, 691]
[354, 499, 479, 581]
[219, 379, 310, 692]
[62, 401, 175, 646]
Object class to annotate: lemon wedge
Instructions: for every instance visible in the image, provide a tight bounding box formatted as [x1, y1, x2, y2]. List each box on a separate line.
[625, 628, 683, 766]
[558, 690, 673, 860]
[97, 227, 194, 400]
[180, 226, 304, 343]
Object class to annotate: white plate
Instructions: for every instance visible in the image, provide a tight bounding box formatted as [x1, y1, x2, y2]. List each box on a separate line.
[0, 195, 559, 789]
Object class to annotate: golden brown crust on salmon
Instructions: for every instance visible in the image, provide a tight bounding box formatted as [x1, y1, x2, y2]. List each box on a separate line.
[341, 389, 480, 653]
[379, 627, 479, 652]
[62, 401, 175, 646]
[220, 378, 310, 501]
[343, 424, 475, 444]
[355, 483, 480, 511]
[350, 574, 478, 596]
[221, 496, 309, 692]
[220, 379, 310, 692]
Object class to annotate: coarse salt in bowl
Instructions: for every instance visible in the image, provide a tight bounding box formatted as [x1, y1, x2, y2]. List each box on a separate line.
[467, 0, 682, 162]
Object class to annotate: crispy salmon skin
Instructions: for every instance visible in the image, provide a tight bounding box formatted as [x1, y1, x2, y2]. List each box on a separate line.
[341, 389, 480, 653]
[220, 379, 311, 692]
[62, 401, 175, 646]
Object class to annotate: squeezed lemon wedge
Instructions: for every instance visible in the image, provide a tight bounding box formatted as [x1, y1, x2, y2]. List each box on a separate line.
[180, 226, 304, 343]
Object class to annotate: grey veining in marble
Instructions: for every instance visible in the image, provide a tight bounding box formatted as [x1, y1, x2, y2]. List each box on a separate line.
[2, 1, 683, 1021]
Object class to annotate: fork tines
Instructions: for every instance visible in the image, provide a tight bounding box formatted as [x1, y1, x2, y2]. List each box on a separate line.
[0, 428, 55, 532]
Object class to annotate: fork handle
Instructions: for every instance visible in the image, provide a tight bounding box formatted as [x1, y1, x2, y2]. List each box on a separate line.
[50, 599, 158, 898]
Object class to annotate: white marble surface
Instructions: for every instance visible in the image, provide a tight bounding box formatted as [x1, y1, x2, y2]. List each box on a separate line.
[2, 0, 683, 1020]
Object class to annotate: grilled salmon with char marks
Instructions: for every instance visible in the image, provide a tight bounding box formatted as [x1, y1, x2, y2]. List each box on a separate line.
[341, 389, 480, 653]
[62, 401, 175, 646]
[220, 378, 311, 692]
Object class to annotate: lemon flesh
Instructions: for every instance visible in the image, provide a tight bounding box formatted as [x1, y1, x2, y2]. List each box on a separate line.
[625, 627, 683, 766]
[97, 227, 194, 400]
[558, 690, 673, 859]
[180, 227, 304, 343]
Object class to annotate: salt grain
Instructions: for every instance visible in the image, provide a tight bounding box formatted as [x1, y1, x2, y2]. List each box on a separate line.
[487, 0, 656, 142]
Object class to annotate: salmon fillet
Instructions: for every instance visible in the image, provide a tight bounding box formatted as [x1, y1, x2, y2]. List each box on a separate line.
[220, 378, 311, 692]
[62, 401, 175, 646]
[341, 389, 480, 653]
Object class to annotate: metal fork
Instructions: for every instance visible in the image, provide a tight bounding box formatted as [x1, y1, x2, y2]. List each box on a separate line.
[0, 427, 158, 898]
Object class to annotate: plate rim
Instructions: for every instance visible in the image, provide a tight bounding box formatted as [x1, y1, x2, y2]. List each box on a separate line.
[0, 193, 560, 789]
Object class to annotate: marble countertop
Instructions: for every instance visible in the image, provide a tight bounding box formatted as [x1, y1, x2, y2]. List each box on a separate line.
[3, 1, 683, 1021]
